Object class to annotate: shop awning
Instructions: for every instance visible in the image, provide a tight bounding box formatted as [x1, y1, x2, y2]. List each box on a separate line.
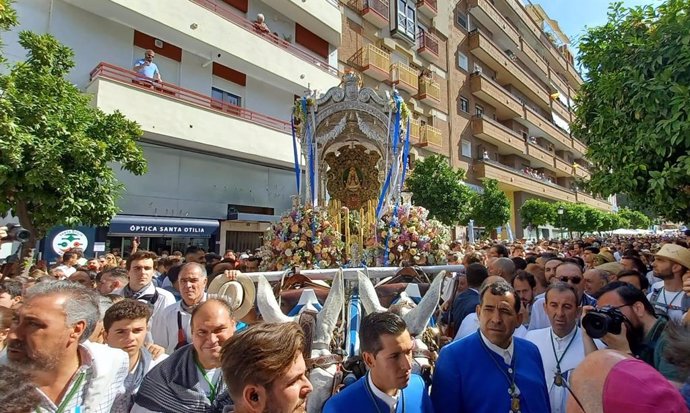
[109, 215, 220, 237]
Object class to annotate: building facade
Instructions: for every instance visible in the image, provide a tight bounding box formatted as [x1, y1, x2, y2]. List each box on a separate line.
[8, 0, 342, 255]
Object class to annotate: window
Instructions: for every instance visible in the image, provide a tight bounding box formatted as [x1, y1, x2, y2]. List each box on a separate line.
[460, 97, 469, 113]
[461, 140, 472, 158]
[457, 12, 469, 30]
[212, 87, 242, 107]
[457, 52, 468, 71]
[396, 0, 416, 40]
[475, 104, 484, 117]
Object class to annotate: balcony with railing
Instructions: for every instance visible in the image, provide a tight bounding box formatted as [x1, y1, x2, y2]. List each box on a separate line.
[390, 62, 419, 94]
[417, 124, 443, 149]
[572, 137, 587, 156]
[468, 0, 520, 47]
[63, 0, 339, 92]
[468, 30, 551, 109]
[573, 164, 591, 180]
[548, 67, 569, 94]
[523, 105, 571, 148]
[408, 118, 422, 145]
[472, 116, 526, 154]
[469, 73, 524, 120]
[526, 141, 556, 171]
[354, 0, 389, 29]
[417, 77, 441, 105]
[519, 37, 549, 78]
[554, 156, 573, 177]
[551, 98, 571, 123]
[417, 0, 438, 17]
[352, 44, 391, 81]
[87, 63, 294, 166]
[417, 31, 439, 60]
[474, 160, 577, 202]
[576, 191, 610, 211]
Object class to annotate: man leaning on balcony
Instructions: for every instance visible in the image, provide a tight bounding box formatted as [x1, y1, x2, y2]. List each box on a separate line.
[134, 49, 162, 86]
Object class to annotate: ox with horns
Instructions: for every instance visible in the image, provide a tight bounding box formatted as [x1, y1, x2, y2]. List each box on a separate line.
[356, 270, 445, 376]
[257, 270, 345, 413]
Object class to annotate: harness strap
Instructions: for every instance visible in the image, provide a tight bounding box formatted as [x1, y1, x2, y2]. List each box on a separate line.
[307, 354, 343, 370]
[298, 310, 318, 361]
[331, 367, 344, 396]
[412, 348, 435, 361]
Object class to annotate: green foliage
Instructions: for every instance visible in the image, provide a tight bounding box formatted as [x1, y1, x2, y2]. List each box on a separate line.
[618, 208, 652, 229]
[0, 31, 147, 239]
[472, 179, 510, 233]
[406, 155, 474, 226]
[519, 199, 556, 227]
[0, 0, 18, 63]
[573, 0, 690, 221]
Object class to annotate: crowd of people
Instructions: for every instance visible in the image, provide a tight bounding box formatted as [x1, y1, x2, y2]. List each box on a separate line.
[0, 224, 689, 412]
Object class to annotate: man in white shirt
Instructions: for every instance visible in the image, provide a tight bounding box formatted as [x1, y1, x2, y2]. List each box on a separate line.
[647, 244, 690, 323]
[114, 251, 175, 327]
[54, 251, 78, 277]
[526, 283, 605, 413]
[150, 262, 207, 353]
[5, 281, 130, 412]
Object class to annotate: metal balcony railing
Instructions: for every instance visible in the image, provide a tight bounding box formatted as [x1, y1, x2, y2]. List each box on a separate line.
[418, 77, 441, 101]
[421, 124, 442, 147]
[192, 0, 338, 77]
[89, 62, 292, 134]
[417, 31, 439, 56]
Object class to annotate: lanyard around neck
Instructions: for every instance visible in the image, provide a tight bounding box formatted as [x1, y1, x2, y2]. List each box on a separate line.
[661, 288, 683, 307]
[550, 328, 577, 374]
[36, 371, 86, 413]
[195, 358, 219, 403]
[478, 335, 520, 406]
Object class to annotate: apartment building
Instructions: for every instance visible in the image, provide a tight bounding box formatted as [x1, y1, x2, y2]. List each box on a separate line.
[339, 0, 452, 162]
[7, 0, 342, 256]
[448, 0, 612, 238]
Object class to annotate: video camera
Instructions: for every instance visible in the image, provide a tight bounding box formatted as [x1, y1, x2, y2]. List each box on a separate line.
[1, 223, 31, 243]
[582, 306, 627, 339]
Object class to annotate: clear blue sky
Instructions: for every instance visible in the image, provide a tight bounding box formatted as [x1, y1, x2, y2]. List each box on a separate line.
[535, 0, 663, 49]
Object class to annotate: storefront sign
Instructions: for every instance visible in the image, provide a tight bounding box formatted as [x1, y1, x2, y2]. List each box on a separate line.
[52, 229, 89, 255]
[108, 215, 220, 237]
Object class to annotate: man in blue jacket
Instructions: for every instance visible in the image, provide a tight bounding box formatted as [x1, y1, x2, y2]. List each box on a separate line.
[432, 280, 551, 413]
[324, 312, 433, 413]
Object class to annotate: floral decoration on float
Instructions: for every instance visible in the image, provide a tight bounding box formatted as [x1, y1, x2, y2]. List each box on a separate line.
[258, 204, 345, 271]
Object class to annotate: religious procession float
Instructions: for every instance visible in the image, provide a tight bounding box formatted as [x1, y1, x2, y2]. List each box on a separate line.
[258, 71, 451, 271]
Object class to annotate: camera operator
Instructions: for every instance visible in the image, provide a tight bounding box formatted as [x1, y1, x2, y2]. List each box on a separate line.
[582, 281, 683, 383]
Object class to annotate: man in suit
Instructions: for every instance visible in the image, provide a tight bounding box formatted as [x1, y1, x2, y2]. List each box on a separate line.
[324, 312, 433, 413]
[443, 263, 488, 337]
[432, 280, 551, 413]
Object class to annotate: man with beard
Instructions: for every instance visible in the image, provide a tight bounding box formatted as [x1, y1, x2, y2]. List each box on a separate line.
[4, 281, 130, 412]
[648, 244, 690, 323]
[324, 312, 433, 413]
[133, 298, 235, 412]
[222, 322, 313, 413]
[583, 281, 682, 382]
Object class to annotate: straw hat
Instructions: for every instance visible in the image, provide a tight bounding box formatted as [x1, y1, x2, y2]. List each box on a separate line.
[207, 273, 256, 320]
[654, 244, 690, 269]
[595, 262, 624, 276]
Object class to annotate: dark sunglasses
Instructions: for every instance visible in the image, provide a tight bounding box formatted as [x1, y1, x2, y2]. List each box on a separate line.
[558, 276, 582, 284]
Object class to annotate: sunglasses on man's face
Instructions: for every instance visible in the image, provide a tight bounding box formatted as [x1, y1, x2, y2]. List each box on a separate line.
[558, 276, 582, 284]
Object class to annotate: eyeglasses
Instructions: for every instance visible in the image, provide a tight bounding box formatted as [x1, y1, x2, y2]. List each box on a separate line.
[558, 276, 582, 284]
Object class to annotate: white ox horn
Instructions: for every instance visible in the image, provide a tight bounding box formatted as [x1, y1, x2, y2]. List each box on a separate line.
[402, 270, 445, 336]
[357, 270, 386, 314]
[256, 275, 294, 323]
[314, 269, 344, 345]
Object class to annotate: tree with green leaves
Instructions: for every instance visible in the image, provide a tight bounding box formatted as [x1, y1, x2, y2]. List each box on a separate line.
[0, 31, 147, 249]
[520, 198, 555, 239]
[406, 155, 474, 226]
[0, 0, 18, 63]
[472, 179, 510, 237]
[618, 208, 652, 229]
[573, 0, 690, 221]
